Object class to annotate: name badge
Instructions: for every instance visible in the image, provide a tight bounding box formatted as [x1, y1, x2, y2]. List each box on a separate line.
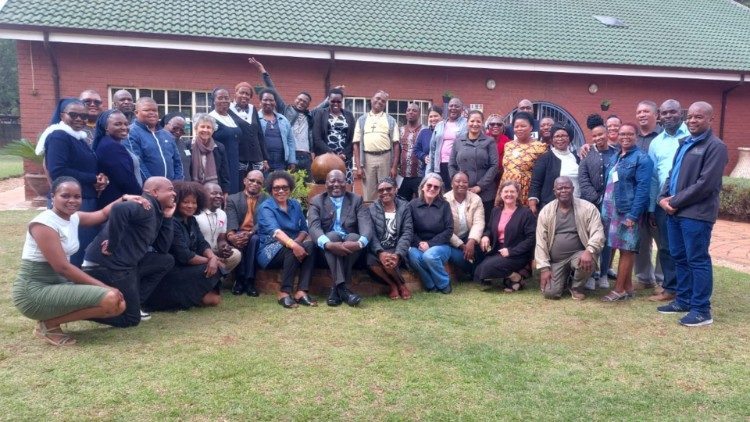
[184, 150, 191, 156]
[612, 171, 619, 183]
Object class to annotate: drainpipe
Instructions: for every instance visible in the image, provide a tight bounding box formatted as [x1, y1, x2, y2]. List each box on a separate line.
[719, 73, 745, 139]
[324, 50, 335, 94]
[42, 31, 61, 103]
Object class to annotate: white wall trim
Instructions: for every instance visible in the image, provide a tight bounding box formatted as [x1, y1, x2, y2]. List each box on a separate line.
[0, 29, 744, 82]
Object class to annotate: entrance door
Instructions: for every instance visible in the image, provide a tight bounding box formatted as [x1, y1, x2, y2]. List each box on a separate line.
[504, 101, 585, 149]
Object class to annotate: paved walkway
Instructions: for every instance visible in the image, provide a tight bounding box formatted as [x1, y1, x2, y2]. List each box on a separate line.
[1, 178, 749, 273]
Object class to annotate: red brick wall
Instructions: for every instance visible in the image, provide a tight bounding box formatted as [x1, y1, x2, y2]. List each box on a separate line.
[17, 41, 749, 197]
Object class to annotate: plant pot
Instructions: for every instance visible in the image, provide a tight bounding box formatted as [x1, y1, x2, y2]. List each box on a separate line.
[600, 104, 610, 111]
[442, 96, 451, 104]
[25, 173, 50, 206]
[729, 147, 750, 179]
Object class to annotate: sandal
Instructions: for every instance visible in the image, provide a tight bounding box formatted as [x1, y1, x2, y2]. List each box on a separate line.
[601, 290, 629, 302]
[33, 322, 76, 346]
[388, 287, 400, 300]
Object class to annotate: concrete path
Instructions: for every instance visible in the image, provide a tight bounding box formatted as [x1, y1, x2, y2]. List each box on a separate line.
[1, 177, 748, 273]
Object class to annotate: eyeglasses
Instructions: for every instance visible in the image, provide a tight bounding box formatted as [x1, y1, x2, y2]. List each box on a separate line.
[272, 185, 290, 192]
[488, 123, 503, 127]
[82, 99, 102, 106]
[246, 179, 263, 185]
[65, 112, 88, 120]
[377, 187, 393, 193]
[424, 183, 440, 191]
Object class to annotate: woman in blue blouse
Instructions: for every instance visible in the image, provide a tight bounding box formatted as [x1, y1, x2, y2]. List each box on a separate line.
[256, 171, 316, 308]
[144, 181, 222, 311]
[45, 99, 108, 266]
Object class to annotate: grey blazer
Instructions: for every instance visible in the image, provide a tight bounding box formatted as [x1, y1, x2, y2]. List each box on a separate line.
[307, 191, 373, 245]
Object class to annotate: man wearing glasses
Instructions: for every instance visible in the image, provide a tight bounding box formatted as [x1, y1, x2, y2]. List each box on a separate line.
[226, 170, 270, 297]
[79, 89, 103, 147]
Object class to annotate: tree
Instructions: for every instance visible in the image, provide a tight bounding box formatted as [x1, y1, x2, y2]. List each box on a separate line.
[0, 40, 20, 115]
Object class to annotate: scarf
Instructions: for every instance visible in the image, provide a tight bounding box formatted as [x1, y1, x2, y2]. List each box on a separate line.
[191, 137, 218, 184]
[35, 122, 90, 156]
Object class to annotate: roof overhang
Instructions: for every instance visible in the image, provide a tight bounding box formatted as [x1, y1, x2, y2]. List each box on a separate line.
[1, 27, 746, 83]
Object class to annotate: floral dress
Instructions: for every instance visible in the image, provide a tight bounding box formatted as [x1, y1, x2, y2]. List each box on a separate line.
[498, 140, 547, 205]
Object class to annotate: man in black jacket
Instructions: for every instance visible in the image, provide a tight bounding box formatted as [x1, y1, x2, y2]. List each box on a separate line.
[308, 170, 372, 306]
[657, 101, 728, 327]
[83, 177, 177, 327]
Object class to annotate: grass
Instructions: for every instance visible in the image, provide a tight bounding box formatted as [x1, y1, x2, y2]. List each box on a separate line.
[0, 156, 23, 180]
[1, 209, 749, 420]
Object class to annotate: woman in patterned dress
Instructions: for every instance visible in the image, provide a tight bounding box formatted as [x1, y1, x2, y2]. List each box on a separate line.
[312, 88, 356, 185]
[494, 111, 547, 206]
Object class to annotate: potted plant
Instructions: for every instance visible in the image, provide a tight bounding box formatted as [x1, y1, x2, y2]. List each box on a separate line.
[442, 90, 454, 104]
[0, 139, 50, 204]
[600, 99, 612, 111]
[288, 169, 311, 211]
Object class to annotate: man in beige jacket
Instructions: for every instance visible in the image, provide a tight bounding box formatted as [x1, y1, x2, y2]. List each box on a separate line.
[535, 177, 605, 300]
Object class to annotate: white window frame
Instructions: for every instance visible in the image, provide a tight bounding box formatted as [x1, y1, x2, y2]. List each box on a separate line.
[108, 87, 212, 136]
[344, 97, 432, 126]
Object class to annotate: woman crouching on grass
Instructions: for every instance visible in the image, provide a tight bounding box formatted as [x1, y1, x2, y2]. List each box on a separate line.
[12, 176, 151, 346]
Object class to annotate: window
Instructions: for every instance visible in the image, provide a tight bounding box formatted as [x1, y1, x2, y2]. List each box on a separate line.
[108, 87, 212, 136]
[344, 98, 432, 126]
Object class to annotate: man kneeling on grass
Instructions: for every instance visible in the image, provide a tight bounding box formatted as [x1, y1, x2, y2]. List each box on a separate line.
[535, 177, 605, 300]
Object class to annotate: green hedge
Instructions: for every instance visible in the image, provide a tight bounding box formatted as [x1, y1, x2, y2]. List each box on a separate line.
[720, 177, 750, 221]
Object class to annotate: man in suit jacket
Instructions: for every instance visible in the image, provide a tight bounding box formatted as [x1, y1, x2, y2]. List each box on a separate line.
[308, 169, 372, 306]
[226, 170, 269, 296]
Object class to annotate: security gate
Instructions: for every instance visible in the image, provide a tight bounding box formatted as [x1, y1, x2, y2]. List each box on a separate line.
[504, 101, 585, 149]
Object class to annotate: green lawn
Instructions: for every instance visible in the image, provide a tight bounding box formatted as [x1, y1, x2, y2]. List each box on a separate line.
[0, 155, 23, 180]
[1, 210, 749, 420]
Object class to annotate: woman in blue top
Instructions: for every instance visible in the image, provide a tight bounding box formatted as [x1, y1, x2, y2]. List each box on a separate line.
[210, 88, 243, 194]
[256, 171, 316, 308]
[45, 99, 109, 266]
[258, 89, 296, 173]
[601, 123, 654, 302]
[96, 111, 142, 208]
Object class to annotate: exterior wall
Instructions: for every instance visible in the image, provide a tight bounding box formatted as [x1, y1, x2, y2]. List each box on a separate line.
[17, 41, 750, 197]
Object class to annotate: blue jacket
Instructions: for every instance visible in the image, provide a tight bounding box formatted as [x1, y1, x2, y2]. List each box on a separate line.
[125, 120, 183, 181]
[257, 111, 296, 165]
[605, 147, 654, 221]
[45, 129, 99, 200]
[427, 117, 467, 175]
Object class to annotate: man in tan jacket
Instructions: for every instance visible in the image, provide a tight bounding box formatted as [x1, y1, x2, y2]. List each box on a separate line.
[535, 177, 605, 300]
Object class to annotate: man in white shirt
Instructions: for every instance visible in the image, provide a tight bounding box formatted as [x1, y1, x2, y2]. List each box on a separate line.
[195, 183, 241, 279]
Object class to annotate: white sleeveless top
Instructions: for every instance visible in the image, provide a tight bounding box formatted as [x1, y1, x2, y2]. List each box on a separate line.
[21, 210, 80, 262]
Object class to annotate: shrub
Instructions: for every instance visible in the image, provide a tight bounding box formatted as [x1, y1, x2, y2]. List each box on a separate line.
[720, 177, 750, 221]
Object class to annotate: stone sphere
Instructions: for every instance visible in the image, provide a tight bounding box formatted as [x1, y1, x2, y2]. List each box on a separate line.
[311, 153, 346, 183]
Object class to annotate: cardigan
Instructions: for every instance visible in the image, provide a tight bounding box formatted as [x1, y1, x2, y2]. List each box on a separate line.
[96, 135, 142, 207]
[45, 129, 99, 199]
[367, 197, 413, 259]
[484, 206, 536, 261]
[529, 149, 581, 210]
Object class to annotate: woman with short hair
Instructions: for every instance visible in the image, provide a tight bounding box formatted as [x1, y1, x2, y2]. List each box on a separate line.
[367, 177, 413, 300]
[407, 173, 454, 293]
[145, 181, 222, 311]
[528, 123, 581, 214]
[494, 111, 547, 207]
[187, 113, 230, 193]
[256, 171, 317, 308]
[210, 88, 243, 194]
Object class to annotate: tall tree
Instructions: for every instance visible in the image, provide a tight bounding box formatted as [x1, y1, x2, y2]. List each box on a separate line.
[0, 40, 20, 115]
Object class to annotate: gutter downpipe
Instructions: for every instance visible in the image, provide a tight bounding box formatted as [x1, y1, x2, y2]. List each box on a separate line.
[42, 31, 61, 103]
[719, 73, 745, 139]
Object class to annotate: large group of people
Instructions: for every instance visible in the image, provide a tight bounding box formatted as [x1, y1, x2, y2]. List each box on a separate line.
[13, 57, 729, 346]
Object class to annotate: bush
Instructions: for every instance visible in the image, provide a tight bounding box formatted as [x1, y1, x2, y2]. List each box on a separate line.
[720, 177, 750, 221]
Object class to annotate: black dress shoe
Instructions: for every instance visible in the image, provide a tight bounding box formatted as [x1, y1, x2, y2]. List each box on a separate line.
[245, 280, 260, 297]
[278, 296, 298, 308]
[231, 280, 246, 295]
[296, 294, 318, 307]
[338, 285, 362, 307]
[327, 287, 342, 307]
[439, 284, 452, 294]
[426, 287, 438, 293]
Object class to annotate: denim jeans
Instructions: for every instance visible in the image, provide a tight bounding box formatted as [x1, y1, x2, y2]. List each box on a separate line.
[667, 215, 714, 314]
[408, 245, 452, 290]
[654, 207, 677, 293]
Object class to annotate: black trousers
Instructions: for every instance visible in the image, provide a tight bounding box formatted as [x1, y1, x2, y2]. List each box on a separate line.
[473, 252, 528, 283]
[439, 163, 452, 192]
[87, 252, 174, 327]
[321, 232, 362, 286]
[145, 263, 221, 311]
[237, 234, 260, 282]
[397, 176, 422, 201]
[266, 241, 315, 293]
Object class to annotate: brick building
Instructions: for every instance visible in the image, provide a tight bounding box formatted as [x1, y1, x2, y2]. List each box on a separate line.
[1, 0, 749, 198]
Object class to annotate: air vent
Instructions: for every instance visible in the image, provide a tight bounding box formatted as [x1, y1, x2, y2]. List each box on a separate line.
[593, 15, 627, 27]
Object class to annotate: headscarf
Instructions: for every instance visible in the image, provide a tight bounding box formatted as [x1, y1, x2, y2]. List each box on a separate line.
[49, 98, 81, 124]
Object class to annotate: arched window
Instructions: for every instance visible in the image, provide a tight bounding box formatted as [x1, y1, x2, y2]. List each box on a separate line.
[504, 101, 585, 149]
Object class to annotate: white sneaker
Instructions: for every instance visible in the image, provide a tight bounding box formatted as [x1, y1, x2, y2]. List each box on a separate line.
[584, 277, 597, 291]
[598, 276, 610, 289]
[140, 310, 151, 321]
